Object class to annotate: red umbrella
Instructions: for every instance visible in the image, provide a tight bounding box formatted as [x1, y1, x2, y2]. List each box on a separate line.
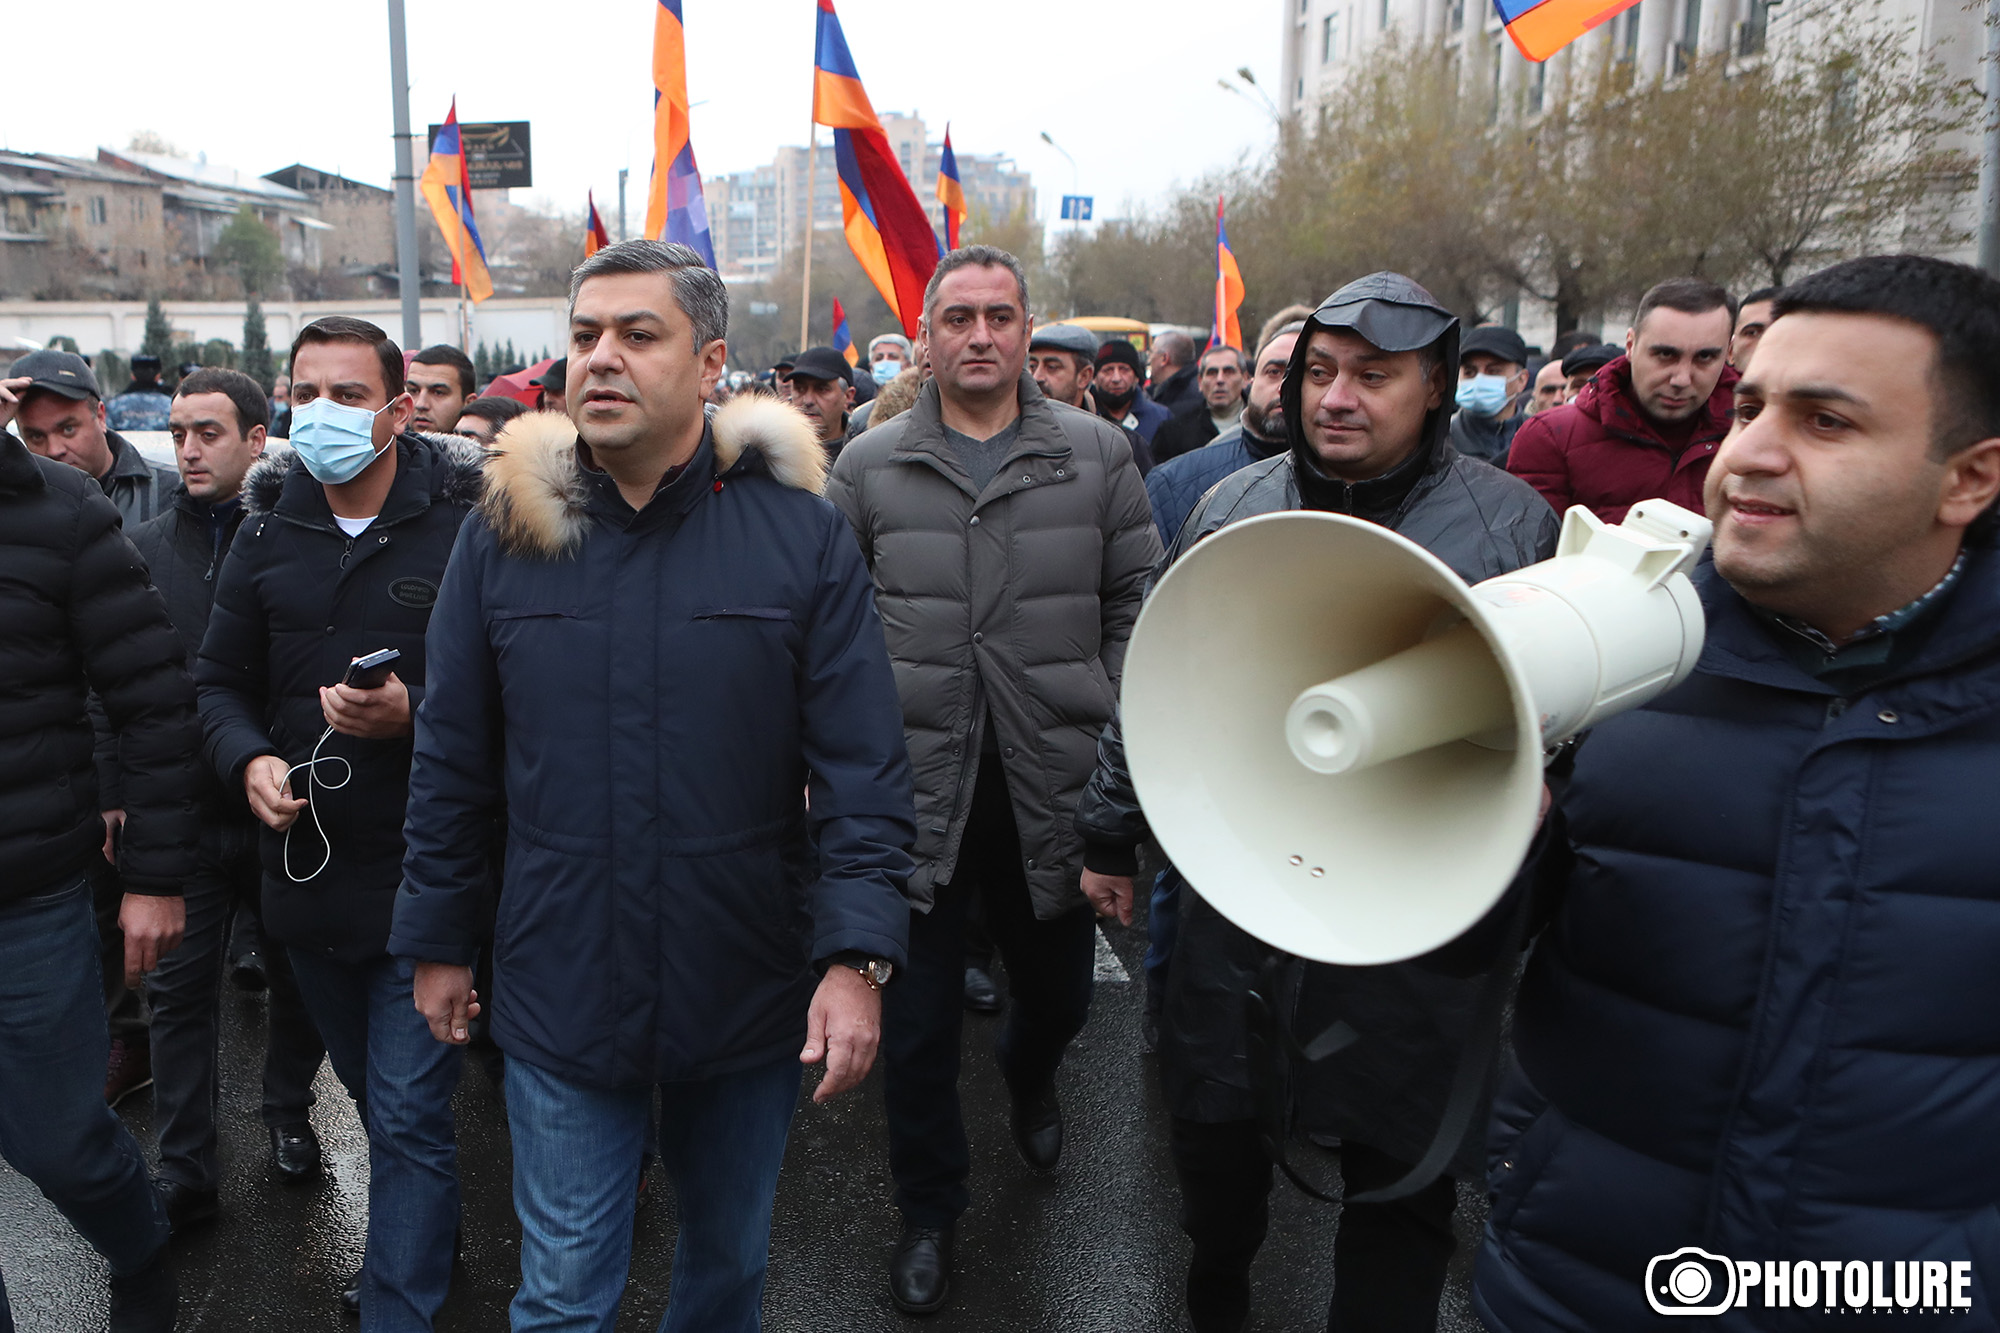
[483, 357, 557, 408]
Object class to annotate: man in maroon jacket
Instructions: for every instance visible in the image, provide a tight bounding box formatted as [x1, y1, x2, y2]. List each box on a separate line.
[1508, 276, 1738, 522]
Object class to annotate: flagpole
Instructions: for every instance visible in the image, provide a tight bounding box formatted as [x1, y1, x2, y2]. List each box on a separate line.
[799, 122, 818, 352]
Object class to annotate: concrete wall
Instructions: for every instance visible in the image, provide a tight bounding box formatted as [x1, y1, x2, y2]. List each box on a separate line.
[0, 296, 569, 361]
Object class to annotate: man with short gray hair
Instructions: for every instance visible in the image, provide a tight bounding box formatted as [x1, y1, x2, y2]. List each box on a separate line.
[828, 244, 1161, 1315]
[395, 239, 915, 1332]
[1149, 329, 1202, 415]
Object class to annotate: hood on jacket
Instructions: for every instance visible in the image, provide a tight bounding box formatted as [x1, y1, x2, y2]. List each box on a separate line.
[241, 431, 488, 517]
[1281, 271, 1461, 480]
[483, 396, 824, 558]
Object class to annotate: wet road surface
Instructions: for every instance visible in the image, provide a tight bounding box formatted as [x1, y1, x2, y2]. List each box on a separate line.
[1, 910, 1487, 1331]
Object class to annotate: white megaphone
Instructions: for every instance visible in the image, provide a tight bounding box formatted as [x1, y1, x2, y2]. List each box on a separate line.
[1121, 499, 1712, 966]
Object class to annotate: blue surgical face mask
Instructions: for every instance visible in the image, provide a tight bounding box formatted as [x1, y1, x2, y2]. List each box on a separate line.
[1455, 373, 1510, 418]
[290, 397, 392, 484]
[872, 359, 904, 385]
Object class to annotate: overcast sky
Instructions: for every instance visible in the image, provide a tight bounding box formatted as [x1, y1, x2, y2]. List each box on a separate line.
[4, 0, 1283, 232]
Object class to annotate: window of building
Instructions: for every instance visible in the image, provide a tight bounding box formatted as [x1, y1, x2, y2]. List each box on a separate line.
[88, 196, 107, 226]
[1381, 0, 1390, 27]
[1529, 58, 1546, 112]
[1489, 36, 1505, 123]
[1615, 5, 1639, 61]
[1449, 0, 1465, 33]
[1738, 0, 1769, 54]
[1322, 12, 1341, 61]
[1673, 0, 1701, 73]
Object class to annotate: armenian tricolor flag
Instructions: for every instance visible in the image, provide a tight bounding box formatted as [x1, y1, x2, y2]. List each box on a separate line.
[1497, 0, 1642, 61]
[585, 191, 611, 258]
[419, 102, 493, 303]
[813, 0, 941, 338]
[645, 0, 716, 266]
[832, 298, 859, 368]
[1211, 196, 1243, 350]
[936, 125, 966, 252]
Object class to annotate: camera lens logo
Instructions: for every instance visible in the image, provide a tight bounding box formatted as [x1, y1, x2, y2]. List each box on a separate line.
[1647, 1248, 1738, 1316]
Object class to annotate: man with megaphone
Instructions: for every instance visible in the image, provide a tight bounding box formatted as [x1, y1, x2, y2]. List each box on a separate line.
[1076, 272, 1558, 1333]
[1468, 257, 2000, 1330]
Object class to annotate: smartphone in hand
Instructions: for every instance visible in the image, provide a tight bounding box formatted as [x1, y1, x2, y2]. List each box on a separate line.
[342, 648, 402, 690]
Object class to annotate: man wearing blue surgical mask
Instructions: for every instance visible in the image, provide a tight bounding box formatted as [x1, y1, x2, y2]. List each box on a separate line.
[195, 316, 486, 1329]
[1447, 324, 1531, 467]
[868, 332, 912, 386]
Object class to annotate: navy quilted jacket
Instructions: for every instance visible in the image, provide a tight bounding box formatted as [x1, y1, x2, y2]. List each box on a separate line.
[391, 404, 914, 1089]
[1475, 544, 2000, 1331]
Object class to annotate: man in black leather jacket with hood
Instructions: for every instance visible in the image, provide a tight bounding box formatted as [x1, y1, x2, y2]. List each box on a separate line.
[1075, 273, 1558, 1333]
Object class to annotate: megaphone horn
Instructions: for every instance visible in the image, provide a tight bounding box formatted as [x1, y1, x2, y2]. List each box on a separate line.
[1121, 500, 1711, 966]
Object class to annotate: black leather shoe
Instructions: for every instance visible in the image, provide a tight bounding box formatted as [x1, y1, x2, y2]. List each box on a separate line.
[1009, 1082, 1063, 1171]
[153, 1176, 218, 1235]
[108, 1250, 178, 1333]
[271, 1122, 322, 1182]
[339, 1269, 362, 1319]
[888, 1223, 953, 1315]
[962, 965, 1002, 1013]
[1185, 1258, 1251, 1333]
[230, 948, 268, 992]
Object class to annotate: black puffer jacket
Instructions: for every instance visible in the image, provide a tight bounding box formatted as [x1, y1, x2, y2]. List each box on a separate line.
[1075, 274, 1558, 1174]
[0, 431, 200, 905]
[128, 487, 251, 823]
[196, 434, 483, 961]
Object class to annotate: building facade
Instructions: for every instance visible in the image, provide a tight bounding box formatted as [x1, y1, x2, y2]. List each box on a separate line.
[705, 113, 1036, 282]
[262, 165, 396, 277]
[0, 153, 167, 299]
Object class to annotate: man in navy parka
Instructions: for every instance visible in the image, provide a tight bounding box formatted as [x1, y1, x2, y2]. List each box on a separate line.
[389, 240, 915, 1333]
[1476, 258, 2000, 1330]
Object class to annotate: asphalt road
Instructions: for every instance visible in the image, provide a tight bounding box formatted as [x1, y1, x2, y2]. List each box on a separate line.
[0, 909, 1487, 1332]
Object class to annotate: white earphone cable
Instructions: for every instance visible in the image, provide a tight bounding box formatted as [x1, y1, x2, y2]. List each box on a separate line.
[281, 725, 352, 883]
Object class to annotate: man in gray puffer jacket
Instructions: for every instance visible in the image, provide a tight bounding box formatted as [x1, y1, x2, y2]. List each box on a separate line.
[827, 245, 1161, 1316]
[1075, 272, 1558, 1333]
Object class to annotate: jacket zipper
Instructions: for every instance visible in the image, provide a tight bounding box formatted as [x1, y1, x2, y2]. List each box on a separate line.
[339, 536, 355, 569]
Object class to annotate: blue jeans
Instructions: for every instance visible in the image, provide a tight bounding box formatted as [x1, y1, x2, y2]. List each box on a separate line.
[0, 880, 169, 1331]
[287, 950, 461, 1332]
[506, 1055, 801, 1333]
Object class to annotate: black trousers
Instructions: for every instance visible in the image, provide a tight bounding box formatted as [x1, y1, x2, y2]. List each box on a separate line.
[883, 751, 1097, 1226]
[147, 823, 324, 1189]
[92, 861, 147, 1044]
[1171, 1116, 1458, 1333]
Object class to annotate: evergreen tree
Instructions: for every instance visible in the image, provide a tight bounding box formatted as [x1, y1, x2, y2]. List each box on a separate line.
[502, 338, 519, 369]
[201, 339, 237, 369]
[242, 298, 274, 391]
[140, 298, 174, 363]
[474, 342, 493, 382]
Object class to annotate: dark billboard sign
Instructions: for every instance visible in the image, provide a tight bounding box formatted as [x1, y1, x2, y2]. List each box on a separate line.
[427, 121, 532, 189]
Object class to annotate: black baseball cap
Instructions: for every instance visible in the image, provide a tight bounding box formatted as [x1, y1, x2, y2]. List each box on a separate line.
[532, 357, 568, 391]
[9, 349, 101, 401]
[1459, 325, 1529, 368]
[1561, 343, 1623, 379]
[790, 346, 853, 384]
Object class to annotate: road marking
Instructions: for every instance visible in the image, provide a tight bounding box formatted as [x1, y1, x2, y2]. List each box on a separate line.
[1093, 926, 1131, 983]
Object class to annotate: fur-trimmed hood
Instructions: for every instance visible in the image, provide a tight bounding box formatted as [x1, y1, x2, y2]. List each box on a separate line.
[243, 432, 488, 516]
[481, 397, 824, 558]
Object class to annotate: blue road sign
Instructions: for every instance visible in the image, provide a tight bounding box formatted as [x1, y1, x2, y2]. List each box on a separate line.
[1060, 195, 1095, 222]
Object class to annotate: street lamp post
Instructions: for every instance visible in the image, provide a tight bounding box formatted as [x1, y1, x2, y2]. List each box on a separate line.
[386, 0, 423, 349]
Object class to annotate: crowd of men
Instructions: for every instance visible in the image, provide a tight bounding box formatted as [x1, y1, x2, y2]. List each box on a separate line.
[2, 239, 1997, 1333]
